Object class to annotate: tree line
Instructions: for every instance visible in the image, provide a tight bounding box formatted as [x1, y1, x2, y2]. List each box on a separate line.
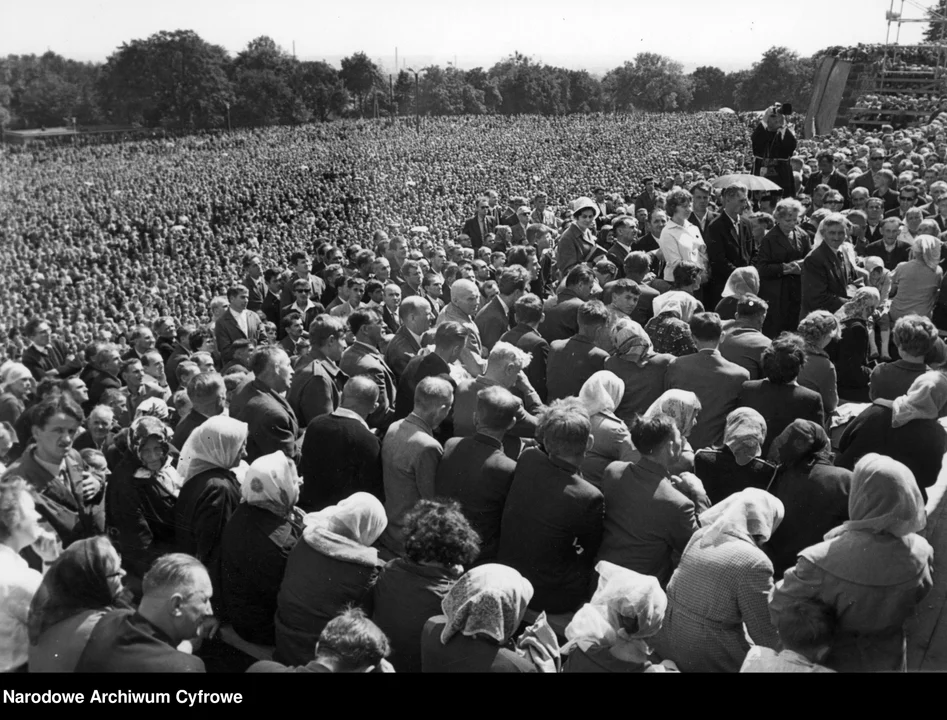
[0, 30, 824, 131]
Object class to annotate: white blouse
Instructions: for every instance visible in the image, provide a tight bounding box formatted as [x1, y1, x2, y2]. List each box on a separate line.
[0, 544, 42, 672]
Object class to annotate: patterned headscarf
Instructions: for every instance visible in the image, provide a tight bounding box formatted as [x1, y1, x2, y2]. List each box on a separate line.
[698, 488, 785, 548]
[910, 234, 942, 272]
[835, 286, 880, 323]
[440, 564, 534, 645]
[825, 453, 926, 540]
[653, 291, 701, 323]
[129, 416, 181, 495]
[610, 318, 655, 366]
[721, 267, 760, 299]
[892, 370, 947, 428]
[176, 415, 248, 482]
[134, 397, 170, 422]
[643, 390, 701, 439]
[722, 408, 767, 466]
[240, 451, 300, 518]
[769, 419, 832, 468]
[578, 371, 625, 417]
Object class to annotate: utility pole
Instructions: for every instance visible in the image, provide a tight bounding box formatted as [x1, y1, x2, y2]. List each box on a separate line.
[408, 67, 420, 134]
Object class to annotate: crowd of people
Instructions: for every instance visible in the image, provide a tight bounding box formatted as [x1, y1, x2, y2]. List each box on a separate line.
[1, 106, 946, 674]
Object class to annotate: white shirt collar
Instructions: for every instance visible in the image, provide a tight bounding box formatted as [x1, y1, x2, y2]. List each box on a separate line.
[230, 307, 246, 321]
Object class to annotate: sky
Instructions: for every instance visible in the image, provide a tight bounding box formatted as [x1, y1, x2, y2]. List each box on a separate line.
[0, 0, 936, 74]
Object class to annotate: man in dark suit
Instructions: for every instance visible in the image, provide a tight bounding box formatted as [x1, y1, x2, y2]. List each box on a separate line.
[538, 263, 595, 343]
[688, 180, 717, 235]
[21, 318, 82, 381]
[500, 294, 551, 403]
[800, 214, 854, 318]
[476, 265, 529, 353]
[510, 206, 530, 244]
[279, 314, 305, 358]
[384, 297, 430, 379]
[122, 325, 156, 362]
[80, 343, 123, 413]
[215, 285, 263, 366]
[171, 372, 226, 450]
[705, 183, 754, 310]
[546, 300, 611, 402]
[299, 376, 383, 513]
[288, 315, 349, 427]
[852, 149, 885, 194]
[339, 308, 397, 432]
[242, 254, 266, 313]
[864, 217, 912, 272]
[884, 185, 920, 220]
[622, 253, 661, 326]
[665, 313, 750, 451]
[164, 325, 193, 393]
[261, 269, 285, 328]
[395, 322, 467, 425]
[605, 216, 638, 277]
[461, 197, 497, 251]
[381, 284, 402, 335]
[634, 176, 657, 219]
[497, 402, 604, 614]
[863, 198, 885, 244]
[436, 385, 520, 565]
[229, 346, 300, 464]
[804, 152, 850, 208]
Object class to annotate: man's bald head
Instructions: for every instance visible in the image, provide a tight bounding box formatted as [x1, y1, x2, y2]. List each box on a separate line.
[340, 375, 380, 419]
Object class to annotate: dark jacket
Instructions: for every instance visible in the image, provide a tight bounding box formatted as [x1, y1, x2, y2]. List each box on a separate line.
[229, 378, 301, 464]
[605, 353, 674, 425]
[339, 341, 397, 432]
[395, 352, 455, 422]
[864, 239, 912, 271]
[22, 341, 81, 381]
[829, 318, 873, 402]
[384, 326, 422, 380]
[804, 169, 850, 207]
[462, 214, 497, 250]
[435, 434, 517, 564]
[800, 242, 852, 319]
[74, 610, 205, 673]
[287, 353, 348, 428]
[79, 364, 122, 414]
[751, 124, 797, 199]
[693, 446, 777, 506]
[738, 380, 824, 460]
[262, 292, 283, 328]
[537, 288, 585, 343]
[754, 225, 812, 337]
[475, 296, 512, 353]
[719, 326, 771, 381]
[497, 448, 604, 614]
[420, 617, 536, 673]
[214, 309, 262, 365]
[220, 503, 303, 646]
[546, 334, 609, 402]
[299, 411, 383, 512]
[499, 323, 550, 403]
[704, 211, 756, 309]
[171, 411, 208, 451]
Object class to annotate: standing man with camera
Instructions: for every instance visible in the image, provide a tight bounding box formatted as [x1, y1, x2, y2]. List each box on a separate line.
[752, 104, 797, 200]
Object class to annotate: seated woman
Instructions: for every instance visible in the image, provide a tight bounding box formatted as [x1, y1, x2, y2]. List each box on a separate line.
[838, 370, 947, 501]
[694, 408, 776, 505]
[645, 291, 703, 357]
[737, 333, 824, 461]
[221, 451, 304, 647]
[421, 564, 542, 673]
[642, 389, 701, 475]
[605, 319, 675, 424]
[650, 489, 784, 673]
[561, 561, 678, 673]
[869, 314, 937, 402]
[28, 536, 131, 672]
[577, 371, 639, 489]
[796, 311, 841, 420]
[715, 267, 761, 322]
[889, 235, 942, 326]
[106, 416, 180, 595]
[274, 492, 387, 666]
[174, 415, 248, 618]
[829, 287, 881, 402]
[765, 420, 851, 580]
[372, 499, 479, 673]
[770, 454, 933, 672]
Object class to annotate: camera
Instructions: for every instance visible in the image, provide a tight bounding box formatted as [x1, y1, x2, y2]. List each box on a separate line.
[773, 102, 793, 116]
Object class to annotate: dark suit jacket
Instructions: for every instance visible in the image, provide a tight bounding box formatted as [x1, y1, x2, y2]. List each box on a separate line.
[22, 341, 80, 381]
[435, 433, 517, 565]
[631, 282, 660, 326]
[863, 223, 884, 244]
[665, 349, 750, 451]
[546, 334, 609, 402]
[339, 341, 397, 431]
[864, 239, 912, 271]
[705, 211, 756, 307]
[243, 274, 266, 312]
[287, 354, 348, 428]
[804, 169, 850, 208]
[214, 310, 262, 365]
[738, 380, 824, 460]
[497, 448, 604, 613]
[74, 610, 205, 673]
[605, 240, 632, 276]
[872, 188, 899, 214]
[851, 171, 876, 194]
[499, 323, 550, 403]
[382, 305, 401, 334]
[800, 242, 852, 318]
[262, 292, 283, 327]
[395, 352, 455, 423]
[384, 326, 422, 380]
[475, 296, 511, 353]
[635, 190, 656, 217]
[299, 412, 383, 512]
[537, 288, 585, 343]
[229, 378, 301, 464]
[462, 215, 497, 250]
[688, 210, 718, 236]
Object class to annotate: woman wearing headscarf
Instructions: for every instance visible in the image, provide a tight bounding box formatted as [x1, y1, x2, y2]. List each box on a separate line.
[274, 492, 388, 666]
[561, 561, 678, 673]
[770, 454, 933, 672]
[830, 286, 881, 402]
[420, 564, 542, 673]
[605, 319, 675, 424]
[644, 291, 703, 357]
[28, 536, 132, 672]
[173, 415, 248, 618]
[715, 267, 761, 322]
[838, 371, 947, 501]
[105, 415, 180, 595]
[650, 489, 784, 673]
[643, 389, 701, 474]
[220, 451, 304, 647]
[755, 198, 812, 337]
[372, 500, 480, 673]
[694, 408, 776, 505]
[578, 371, 639, 489]
[796, 310, 841, 418]
[889, 234, 943, 323]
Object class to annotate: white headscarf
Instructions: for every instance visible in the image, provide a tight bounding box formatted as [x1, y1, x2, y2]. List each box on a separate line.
[892, 370, 947, 428]
[240, 451, 300, 518]
[176, 415, 249, 482]
[653, 291, 702, 323]
[721, 267, 760, 299]
[698, 488, 784, 549]
[578, 371, 625, 417]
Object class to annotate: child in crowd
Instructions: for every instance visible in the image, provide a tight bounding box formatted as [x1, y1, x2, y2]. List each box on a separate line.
[740, 598, 836, 673]
[864, 256, 892, 359]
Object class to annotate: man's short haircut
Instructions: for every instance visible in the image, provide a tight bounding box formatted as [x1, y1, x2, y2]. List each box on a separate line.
[736, 295, 769, 319]
[310, 314, 347, 347]
[355, 249, 375, 270]
[142, 553, 207, 597]
[24, 318, 47, 338]
[342, 375, 379, 407]
[399, 296, 430, 321]
[92, 343, 120, 366]
[281, 312, 303, 331]
[526, 223, 553, 244]
[609, 279, 641, 299]
[689, 180, 713, 195]
[475, 385, 522, 432]
[290, 250, 308, 266]
[120, 358, 142, 377]
[672, 262, 703, 288]
[577, 300, 610, 329]
[175, 361, 200, 385]
[142, 350, 163, 367]
[186, 372, 225, 405]
[488, 341, 531, 371]
[421, 273, 443, 291]
[624, 251, 652, 277]
[249, 345, 287, 376]
[689, 312, 723, 342]
[721, 182, 749, 202]
[227, 285, 249, 301]
[775, 599, 837, 654]
[264, 268, 281, 283]
[433, 321, 469, 350]
[498, 265, 530, 296]
[88, 404, 114, 424]
[882, 216, 902, 229]
[629, 413, 679, 455]
[414, 376, 454, 412]
[99, 388, 126, 407]
[128, 325, 149, 343]
[345, 275, 366, 291]
[762, 333, 807, 384]
[893, 314, 938, 357]
[29, 395, 84, 430]
[513, 293, 544, 325]
[348, 308, 381, 336]
[565, 263, 595, 288]
[537, 398, 591, 459]
[316, 607, 391, 671]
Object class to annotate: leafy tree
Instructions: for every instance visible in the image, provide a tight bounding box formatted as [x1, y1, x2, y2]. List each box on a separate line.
[603, 53, 692, 112]
[733, 46, 814, 113]
[297, 61, 349, 121]
[689, 66, 730, 110]
[924, 0, 947, 43]
[339, 51, 382, 117]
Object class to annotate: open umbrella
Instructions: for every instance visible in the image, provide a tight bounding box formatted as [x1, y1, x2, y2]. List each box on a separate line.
[711, 174, 781, 192]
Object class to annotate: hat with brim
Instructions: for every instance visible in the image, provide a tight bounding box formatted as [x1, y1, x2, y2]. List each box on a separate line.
[572, 197, 600, 219]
